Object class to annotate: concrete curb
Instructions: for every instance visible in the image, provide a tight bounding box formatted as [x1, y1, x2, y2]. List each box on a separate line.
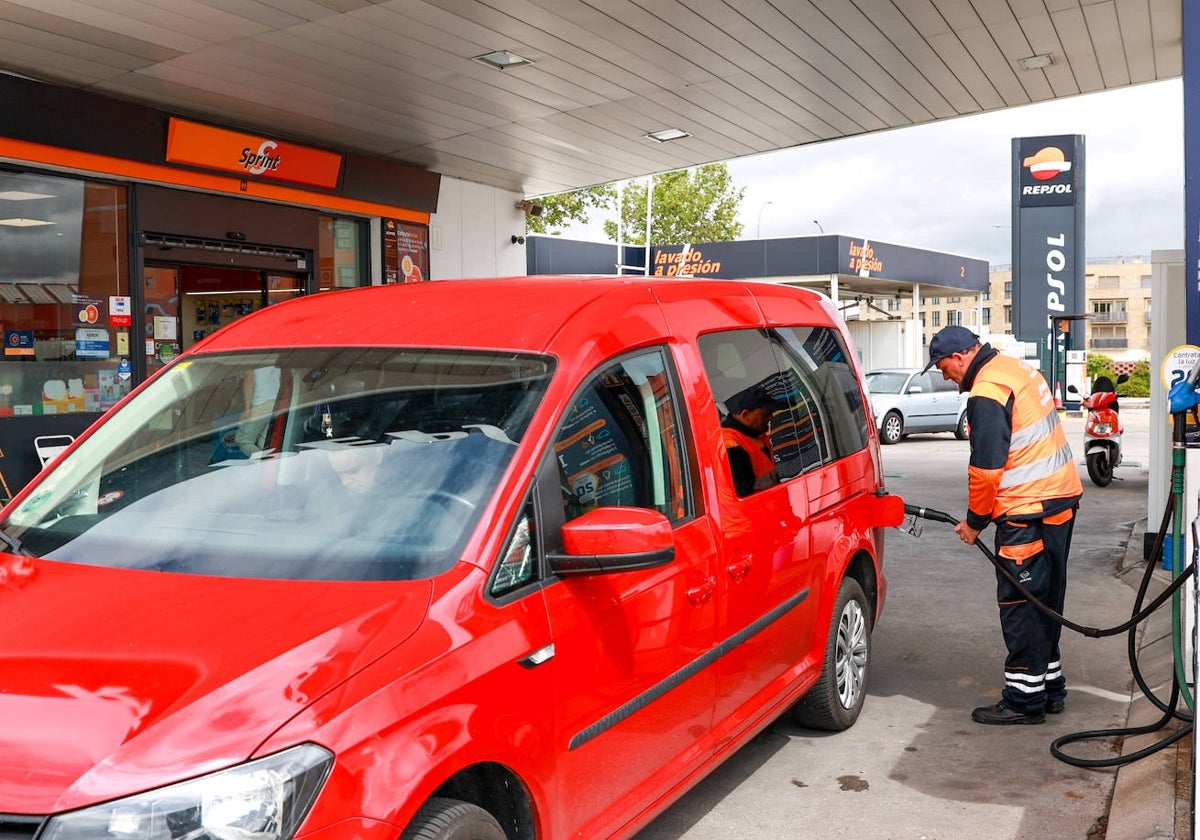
[1104, 516, 1192, 840]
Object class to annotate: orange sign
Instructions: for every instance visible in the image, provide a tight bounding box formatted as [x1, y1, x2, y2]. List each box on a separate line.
[166, 118, 342, 189]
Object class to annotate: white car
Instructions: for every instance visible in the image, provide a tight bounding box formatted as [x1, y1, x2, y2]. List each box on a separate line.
[865, 368, 969, 445]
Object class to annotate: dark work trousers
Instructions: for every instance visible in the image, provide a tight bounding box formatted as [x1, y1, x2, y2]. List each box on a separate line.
[993, 508, 1076, 714]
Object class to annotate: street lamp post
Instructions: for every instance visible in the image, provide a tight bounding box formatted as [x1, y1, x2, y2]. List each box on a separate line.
[813, 219, 824, 234]
[756, 201, 774, 238]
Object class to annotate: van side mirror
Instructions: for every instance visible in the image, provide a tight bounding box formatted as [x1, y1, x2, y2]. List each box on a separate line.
[549, 507, 675, 576]
[1067, 385, 1079, 395]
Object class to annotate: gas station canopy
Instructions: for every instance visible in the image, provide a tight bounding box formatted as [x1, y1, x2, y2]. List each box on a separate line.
[0, 1, 1180, 199]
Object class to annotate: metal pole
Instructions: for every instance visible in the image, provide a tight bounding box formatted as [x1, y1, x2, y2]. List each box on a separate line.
[757, 201, 773, 237]
[644, 175, 652, 275]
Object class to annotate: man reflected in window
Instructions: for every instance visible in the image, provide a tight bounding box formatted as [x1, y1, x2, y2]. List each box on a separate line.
[721, 386, 785, 496]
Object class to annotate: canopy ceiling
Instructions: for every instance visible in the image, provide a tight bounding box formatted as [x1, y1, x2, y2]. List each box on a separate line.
[0, 0, 1181, 197]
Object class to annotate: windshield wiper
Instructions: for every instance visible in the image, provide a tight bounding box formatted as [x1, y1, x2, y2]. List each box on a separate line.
[0, 528, 31, 556]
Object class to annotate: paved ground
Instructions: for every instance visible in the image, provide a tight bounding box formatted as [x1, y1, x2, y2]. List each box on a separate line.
[636, 405, 1191, 840]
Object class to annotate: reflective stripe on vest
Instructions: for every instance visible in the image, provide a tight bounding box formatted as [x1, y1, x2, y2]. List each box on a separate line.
[722, 426, 775, 478]
[972, 355, 1082, 516]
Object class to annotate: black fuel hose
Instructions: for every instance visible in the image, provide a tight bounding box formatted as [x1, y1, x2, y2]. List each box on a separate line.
[902, 502, 1194, 638]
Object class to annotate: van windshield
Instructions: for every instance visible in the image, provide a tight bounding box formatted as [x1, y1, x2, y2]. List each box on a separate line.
[3, 348, 554, 581]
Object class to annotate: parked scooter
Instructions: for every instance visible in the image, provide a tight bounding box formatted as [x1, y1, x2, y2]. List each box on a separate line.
[1067, 373, 1129, 487]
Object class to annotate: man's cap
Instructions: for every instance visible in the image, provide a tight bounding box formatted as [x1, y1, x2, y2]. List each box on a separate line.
[726, 385, 786, 415]
[922, 326, 979, 373]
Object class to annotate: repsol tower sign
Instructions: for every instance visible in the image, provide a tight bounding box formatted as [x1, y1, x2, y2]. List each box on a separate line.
[1011, 134, 1085, 389]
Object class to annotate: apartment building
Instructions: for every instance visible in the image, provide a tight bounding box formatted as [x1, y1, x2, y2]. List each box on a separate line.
[857, 257, 1153, 366]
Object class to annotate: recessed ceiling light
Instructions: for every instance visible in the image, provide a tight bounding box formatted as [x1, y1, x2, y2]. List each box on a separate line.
[645, 128, 690, 143]
[0, 218, 55, 227]
[472, 50, 534, 70]
[1019, 54, 1053, 70]
[0, 191, 55, 201]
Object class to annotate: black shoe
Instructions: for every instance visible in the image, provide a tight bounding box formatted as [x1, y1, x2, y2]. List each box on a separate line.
[971, 701, 1045, 725]
[1047, 699, 1065, 714]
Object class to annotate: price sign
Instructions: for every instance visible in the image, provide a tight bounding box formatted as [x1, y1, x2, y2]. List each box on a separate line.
[1161, 344, 1200, 390]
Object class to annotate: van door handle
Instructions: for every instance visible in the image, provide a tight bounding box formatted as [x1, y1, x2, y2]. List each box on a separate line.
[726, 559, 752, 582]
[687, 579, 716, 605]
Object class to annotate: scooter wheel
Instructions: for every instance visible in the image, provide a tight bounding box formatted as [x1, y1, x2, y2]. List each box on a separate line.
[1086, 451, 1113, 487]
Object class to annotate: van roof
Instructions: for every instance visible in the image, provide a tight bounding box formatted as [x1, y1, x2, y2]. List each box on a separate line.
[197, 275, 832, 357]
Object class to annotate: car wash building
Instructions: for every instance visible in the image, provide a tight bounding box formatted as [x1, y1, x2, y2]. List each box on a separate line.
[528, 233, 990, 370]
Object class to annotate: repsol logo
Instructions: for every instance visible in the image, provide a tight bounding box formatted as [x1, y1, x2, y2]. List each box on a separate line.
[239, 140, 282, 175]
[1022, 183, 1073, 196]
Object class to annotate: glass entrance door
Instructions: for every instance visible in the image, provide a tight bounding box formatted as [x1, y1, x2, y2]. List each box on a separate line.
[145, 264, 306, 378]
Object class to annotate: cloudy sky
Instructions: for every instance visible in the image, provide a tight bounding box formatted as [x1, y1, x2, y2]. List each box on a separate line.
[562, 78, 1183, 268]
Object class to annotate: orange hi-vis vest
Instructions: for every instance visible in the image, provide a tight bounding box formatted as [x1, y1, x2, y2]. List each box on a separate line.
[722, 426, 775, 479]
[969, 353, 1082, 521]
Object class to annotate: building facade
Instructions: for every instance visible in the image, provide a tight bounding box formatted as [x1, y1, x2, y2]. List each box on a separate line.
[849, 256, 1154, 370]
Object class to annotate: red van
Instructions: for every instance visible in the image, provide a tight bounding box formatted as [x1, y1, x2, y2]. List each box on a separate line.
[0, 277, 903, 840]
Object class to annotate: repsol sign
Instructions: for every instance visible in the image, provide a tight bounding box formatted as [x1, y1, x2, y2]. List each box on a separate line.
[1041, 233, 1069, 350]
[1022, 183, 1073, 197]
[1017, 135, 1080, 208]
[1011, 134, 1085, 387]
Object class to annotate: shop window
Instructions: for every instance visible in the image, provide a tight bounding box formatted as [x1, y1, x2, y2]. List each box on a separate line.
[0, 171, 131, 415]
[318, 216, 369, 290]
[381, 218, 430, 284]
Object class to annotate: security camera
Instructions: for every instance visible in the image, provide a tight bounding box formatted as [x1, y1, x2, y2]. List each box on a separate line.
[515, 199, 545, 217]
[511, 234, 526, 245]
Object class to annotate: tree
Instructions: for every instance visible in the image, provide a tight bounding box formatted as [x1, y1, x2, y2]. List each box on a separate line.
[525, 184, 615, 236]
[603, 165, 744, 245]
[523, 163, 745, 245]
[1085, 353, 1149, 397]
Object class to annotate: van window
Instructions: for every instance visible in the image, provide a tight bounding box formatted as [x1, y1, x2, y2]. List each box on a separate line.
[699, 326, 868, 486]
[555, 349, 689, 524]
[3, 348, 554, 581]
[491, 497, 538, 597]
[774, 326, 869, 460]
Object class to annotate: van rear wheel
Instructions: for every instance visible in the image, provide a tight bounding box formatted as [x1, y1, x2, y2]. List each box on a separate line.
[793, 577, 870, 731]
[400, 797, 506, 840]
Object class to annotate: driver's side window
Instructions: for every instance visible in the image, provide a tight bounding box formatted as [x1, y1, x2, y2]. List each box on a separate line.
[554, 349, 690, 525]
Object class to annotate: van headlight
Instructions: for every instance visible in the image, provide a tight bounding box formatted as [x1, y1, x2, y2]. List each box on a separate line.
[42, 743, 332, 840]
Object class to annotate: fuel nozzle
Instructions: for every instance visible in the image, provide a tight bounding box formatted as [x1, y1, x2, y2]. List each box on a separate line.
[903, 503, 959, 526]
[898, 511, 923, 538]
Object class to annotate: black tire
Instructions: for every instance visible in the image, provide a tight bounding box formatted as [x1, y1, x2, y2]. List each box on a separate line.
[399, 797, 506, 840]
[954, 411, 969, 440]
[1086, 451, 1113, 487]
[880, 411, 903, 445]
[793, 577, 871, 731]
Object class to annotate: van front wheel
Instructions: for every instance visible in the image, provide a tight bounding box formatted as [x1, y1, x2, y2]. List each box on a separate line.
[792, 577, 870, 731]
[400, 797, 506, 840]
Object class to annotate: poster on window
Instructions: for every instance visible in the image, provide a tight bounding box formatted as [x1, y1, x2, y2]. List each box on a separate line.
[382, 219, 429, 284]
